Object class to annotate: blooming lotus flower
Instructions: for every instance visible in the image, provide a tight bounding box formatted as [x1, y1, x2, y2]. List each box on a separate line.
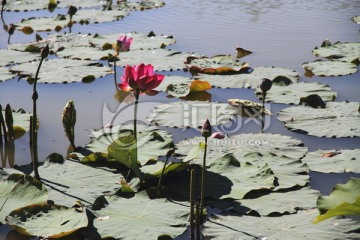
[119, 64, 164, 94]
[116, 35, 133, 53]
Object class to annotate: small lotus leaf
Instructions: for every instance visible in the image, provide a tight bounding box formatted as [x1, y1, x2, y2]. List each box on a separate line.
[312, 41, 360, 63]
[0, 174, 48, 223]
[203, 210, 359, 240]
[147, 101, 237, 128]
[302, 60, 357, 77]
[0, 49, 39, 67]
[352, 15, 360, 24]
[166, 83, 191, 97]
[255, 82, 337, 104]
[277, 102, 360, 138]
[190, 80, 211, 92]
[87, 192, 188, 239]
[0, 67, 16, 82]
[302, 149, 360, 173]
[10, 58, 111, 83]
[155, 75, 193, 92]
[89, 32, 175, 51]
[5, 203, 88, 238]
[196, 67, 300, 89]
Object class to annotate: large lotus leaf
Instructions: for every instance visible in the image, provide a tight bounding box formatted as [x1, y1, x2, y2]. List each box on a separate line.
[55, 46, 114, 60]
[0, 49, 39, 67]
[352, 16, 360, 24]
[185, 55, 244, 69]
[147, 101, 237, 128]
[277, 102, 360, 138]
[116, 49, 202, 71]
[1, 108, 32, 132]
[86, 124, 174, 166]
[5, 0, 105, 11]
[10, 58, 111, 83]
[0, 174, 48, 224]
[255, 82, 337, 104]
[140, 161, 189, 180]
[0, 67, 16, 82]
[302, 149, 360, 173]
[126, 0, 165, 10]
[196, 66, 300, 89]
[207, 154, 276, 199]
[38, 159, 124, 206]
[302, 60, 357, 77]
[203, 210, 359, 240]
[6, 203, 88, 238]
[312, 41, 360, 63]
[88, 192, 188, 239]
[89, 32, 176, 51]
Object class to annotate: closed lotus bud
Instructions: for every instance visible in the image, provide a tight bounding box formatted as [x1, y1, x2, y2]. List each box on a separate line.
[259, 78, 273, 93]
[68, 5, 77, 16]
[201, 119, 212, 138]
[2, 0, 6, 6]
[41, 45, 49, 59]
[62, 100, 76, 148]
[7, 24, 15, 35]
[32, 90, 38, 100]
[5, 104, 14, 140]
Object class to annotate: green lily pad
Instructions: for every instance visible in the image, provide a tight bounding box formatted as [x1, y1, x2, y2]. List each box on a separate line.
[147, 101, 237, 128]
[0, 174, 48, 224]
[277, 101, 360, 138]
[255, 82, 337, 104]
[203, 210, 359, 240]
[302, 149, 360, 173]
[10, 58, 111, 83]
[196, 66, 300, 89]
[228, 99, 272, 116]
[55, 46, 114, 60]
[352, 16, 360, 24]
[185, 55, 244, 69]
[89, 32, 176, 51]
[140, 161, 189, 180]
[0, 67, 16, 82]
[38, 158, 124, 206]
[0, 49, 39, 67]
[5, 0, 106, 11]
[6, 203, 88, 239]
[87, 192, 188, 239]
[302, 60, 357, 77]
[312, 41, 360, 63]
[126, 0, 165, 10]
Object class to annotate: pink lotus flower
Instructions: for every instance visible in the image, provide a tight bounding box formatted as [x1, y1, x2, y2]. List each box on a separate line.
[117, 35, 133, 52]
[210, 132, 225, 139]
[119, 64, 164, 94]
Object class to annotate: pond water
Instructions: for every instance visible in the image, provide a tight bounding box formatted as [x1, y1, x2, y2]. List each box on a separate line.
[0, 0, 359, 238]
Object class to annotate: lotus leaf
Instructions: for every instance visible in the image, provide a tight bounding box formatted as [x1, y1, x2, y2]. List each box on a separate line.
[165, 83, 191, 97]
[154, 76, 192, 92]
[5, 203, 88, 239]
[352, 15, 360, 24]
[89, 32, 175, 51]
[147, 101, 237, 128]
[277, 101, 360, 138]
[0, 49, 39, 67]
[302, 149, 360, 173]
[10, 58, 111, 83]
[87, 192, 188, 239]
[0, 174, 47, 223]
[140, 161, 189, 180]
[55, 46, 114, 60]
[185, 55, 244, 69]
[228, 99, 272, 116]
[203, 210, 359, 239]
[5, 0, 105, 11]
[196, 67, 300, 89]
[0, 67, 16, 82]
[38, 158, 124, 206]
[255, 82, 336, 104]
[302, 60, 357, 77]
[126, 0, 165, 10]
[312, 41, 360, 63]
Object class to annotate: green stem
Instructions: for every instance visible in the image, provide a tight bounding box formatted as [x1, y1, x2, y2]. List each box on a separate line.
[261, 92, 266, 133]
[113, 58, 119, 90]
[157, 154, 169, 195]
[133, 89, 140, 140]
[200, 136, 208, 221]
[190, 169, 195, 240]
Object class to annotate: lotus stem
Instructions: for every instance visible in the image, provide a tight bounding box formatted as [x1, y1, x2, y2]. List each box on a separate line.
[200, 136, 208, 222]
[0, 104, 8, 143]
[195, 201, 201, 240]
[113, 57, 119, 90]
[190, 169, 195, 240]
[133, 88, 140, 140]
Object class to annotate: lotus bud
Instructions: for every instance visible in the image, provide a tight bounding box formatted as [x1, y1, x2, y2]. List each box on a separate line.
[41, 44, 49, 59]
[62, 100, 76, 148]
[259, 78, 273, 93]
[68, 5, 77, 17]
[5, 104, 14, 140]
[201, 119, 212, 138]
[32, 90, 38, 100]
[7, 24, 15, 35]
[48, 0, 57, 12]
[210, 132, 225, 139]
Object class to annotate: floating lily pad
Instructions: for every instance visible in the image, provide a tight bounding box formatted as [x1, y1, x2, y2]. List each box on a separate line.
[255, 82, 337, 104]
[147, 101, 237, 128]
[6, 203, 88, 239]
[55, 46, 114, 60]
[185, 55, 244, 69]
[5, 0, 106, 11]
[0, 49, 39, 67]
[0, 67, 16, 82]
[0, 174, 48, 224]
[10, 58, 111, 83]
[352, 16, 360, 24]
[228, 99, 272, 116]
[89, 32, 176, 51]
[302, 149, 360, 173]
[196, 67, 300, 89]
[126, 0, 165, 10]
[302, 60, 357, 77]
[203, 210, 359, 240]
[312, 41, 360, 63]
[277, 102, 360, 138]
[87, 192, 188, 239]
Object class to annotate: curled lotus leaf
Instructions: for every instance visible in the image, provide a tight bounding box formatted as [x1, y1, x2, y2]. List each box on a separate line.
[302, 149, 360, 173]
[302, 60, 357, 77]
[312, 41, 360, 63]
[203, 210, 360, 240]
[147, 101, 237, 128]
[89, 32, 176, 51]
[277, 101, 360, 138]
[0, 49, 39, 67]
[0, 67, 16, 82]
[255, 82, 337, 105]
[10, 58, 111, 83]
[196, 67, 300, 89]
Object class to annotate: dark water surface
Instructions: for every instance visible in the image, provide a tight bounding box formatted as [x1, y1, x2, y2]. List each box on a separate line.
[0, 0, 359, 238]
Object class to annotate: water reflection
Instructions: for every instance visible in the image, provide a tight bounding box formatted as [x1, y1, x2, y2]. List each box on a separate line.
[0, 142, 15, 168]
